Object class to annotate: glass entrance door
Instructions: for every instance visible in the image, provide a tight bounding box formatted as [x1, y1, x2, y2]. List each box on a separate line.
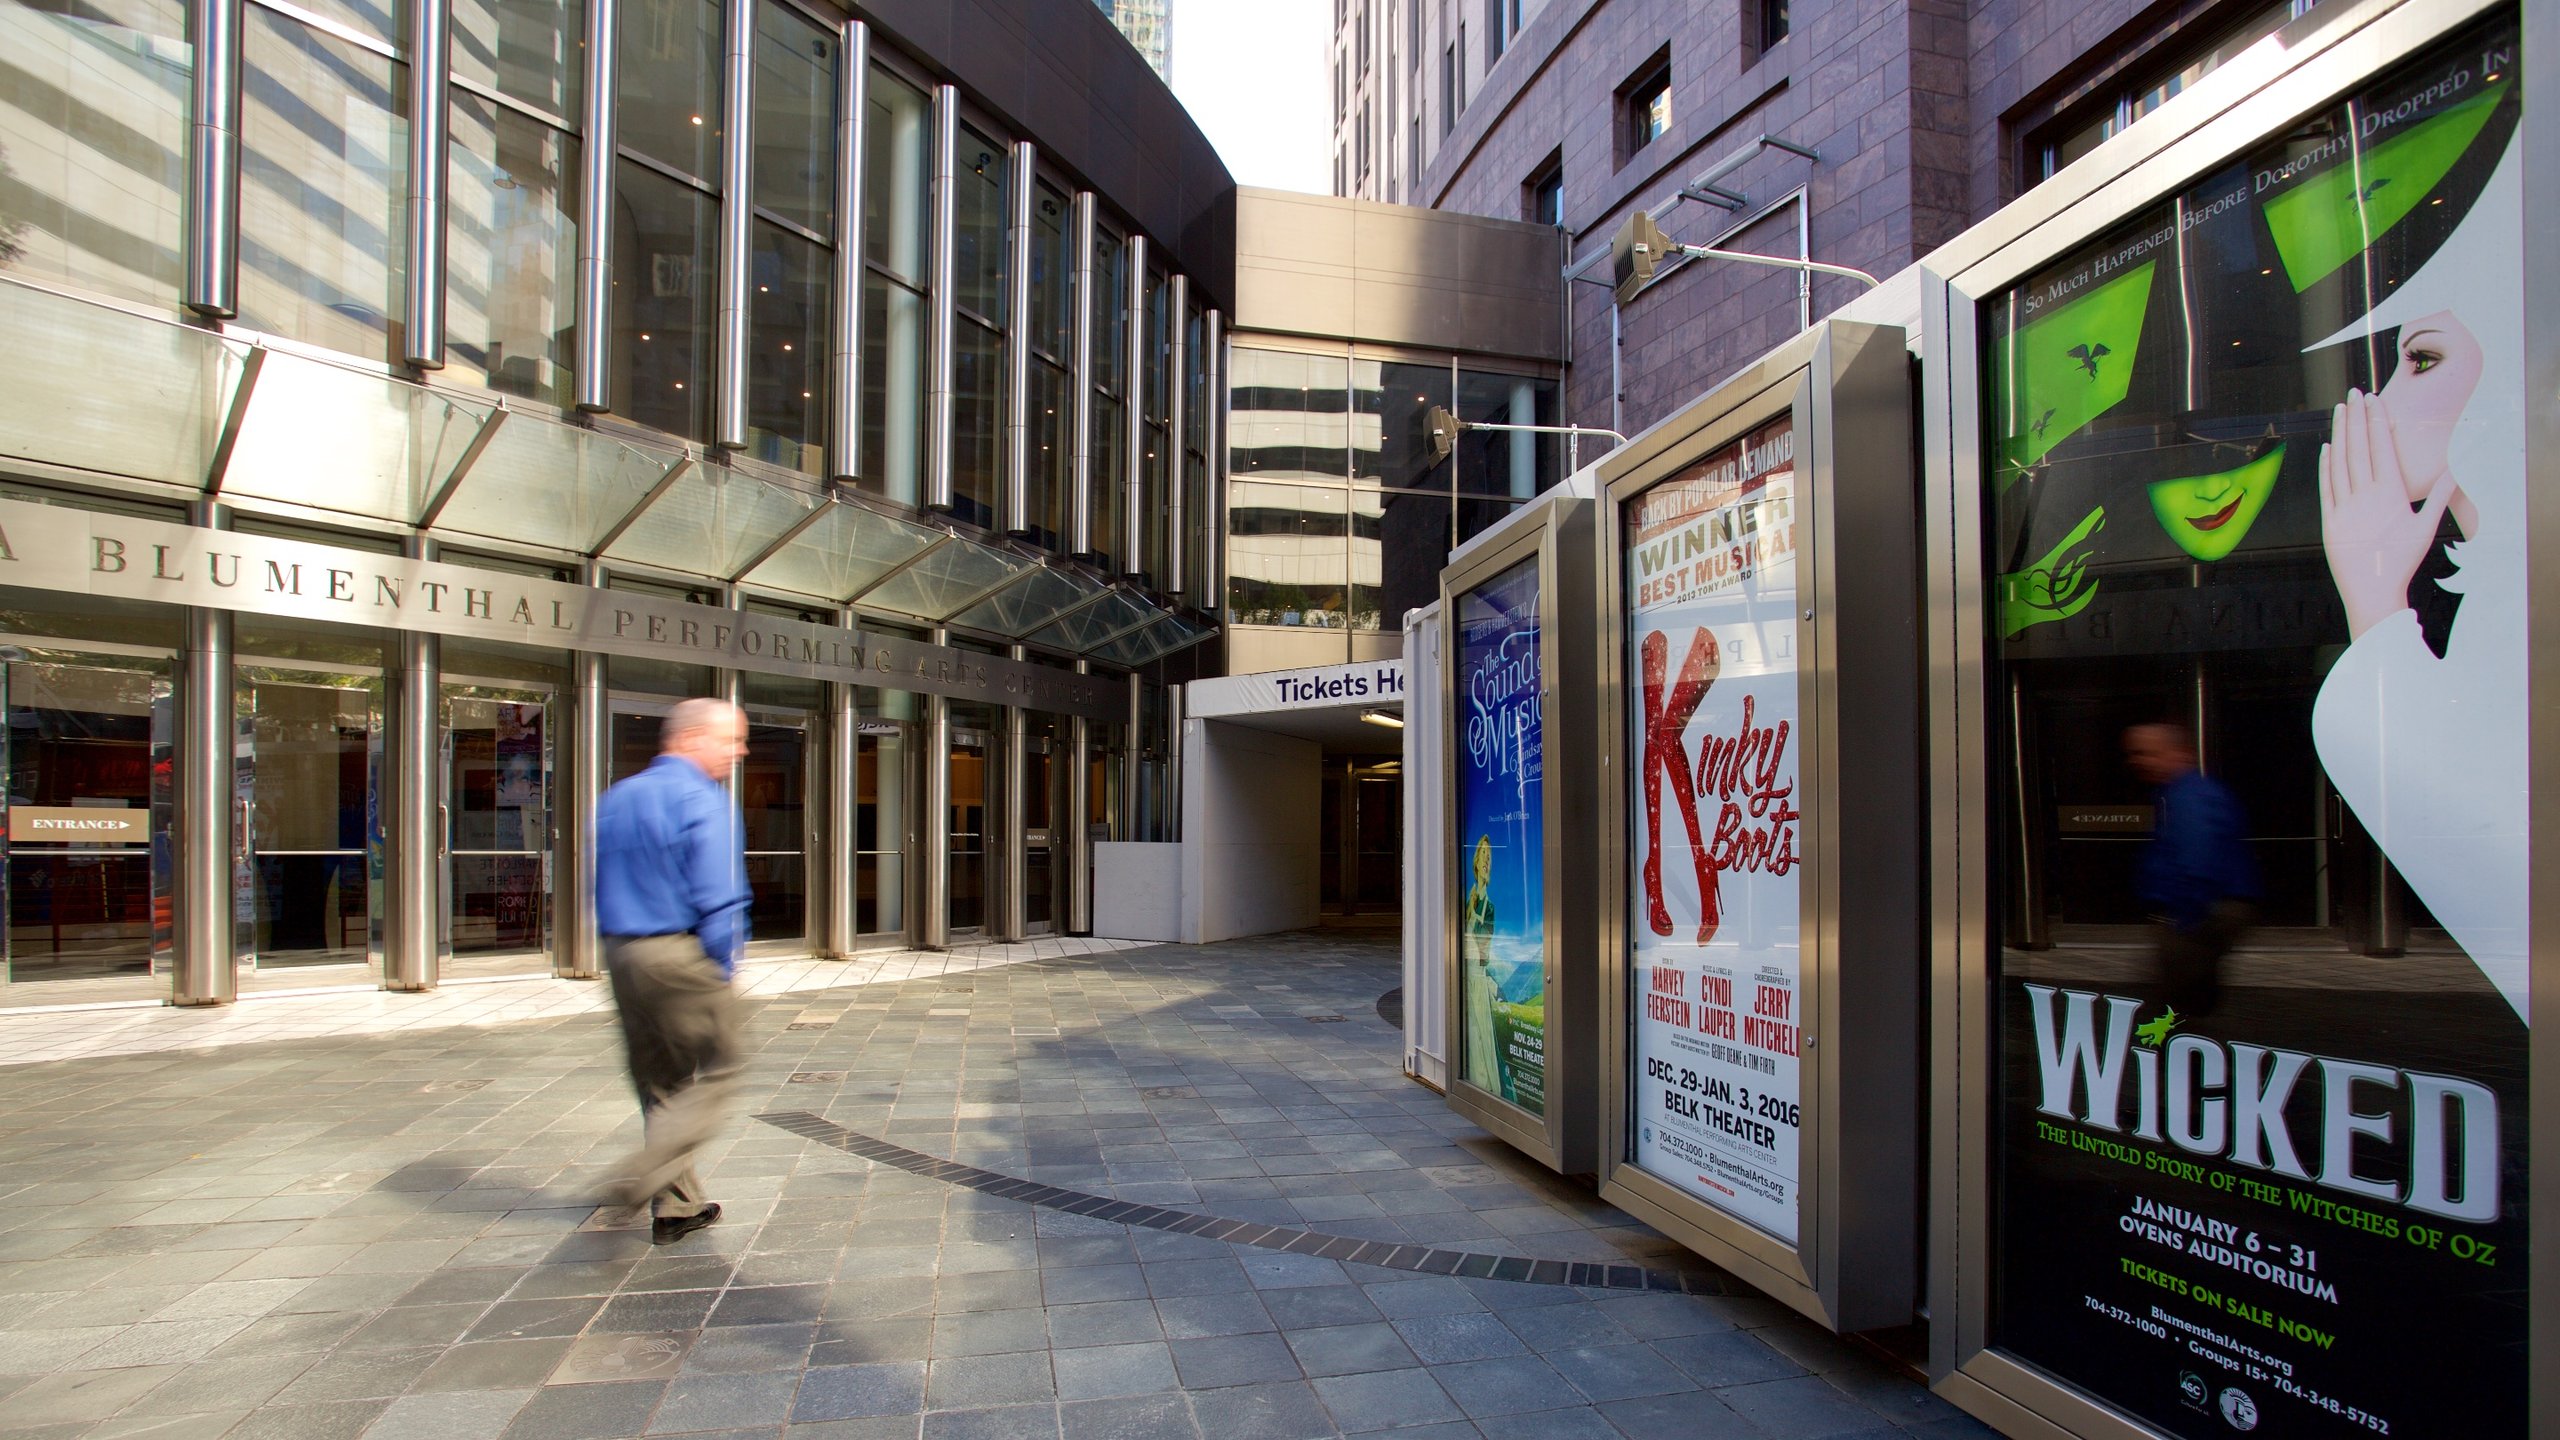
[742, 713, 810, 947]
[948, 705, 990, 936]
[1318, 754, 1403, 919]
[2, 659, 173, 983]
[445, 689, 551, 959]
[1022, 715, 1060, 934]
[855, 720, 908, 938]
[241, 673, 381, 969]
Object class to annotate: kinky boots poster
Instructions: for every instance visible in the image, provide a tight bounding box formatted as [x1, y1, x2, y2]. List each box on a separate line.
[1623, 413, 1804, 1242]
[1985, 16, 2526, 1436]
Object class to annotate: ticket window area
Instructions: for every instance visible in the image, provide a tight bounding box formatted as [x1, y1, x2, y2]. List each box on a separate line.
[1318, 754, 1402, 919]
[948, 703, 992, 937]
[855, 719, 909, 938]
[1, 658, 173, 983]
[445, 689, 551, 959]
[239, 670, 381, 969]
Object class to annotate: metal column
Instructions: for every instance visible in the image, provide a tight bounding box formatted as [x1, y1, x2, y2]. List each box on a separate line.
[574, 0, 620, 411]
[1065, 699, 1091, 936]
[1122, 672, 1142, 840]
[1163, 683, 1183, 844]
[559, 564, 609, 978]
[174, 505, 234, 1004]
[996, 650, 1028, 941]
[1122, 234, 1147, 577]
[923, 86, 958, 510]
[1165, 274, 1187, 595]
[1204, 308, 1225, 597]
[403, 0, 451, 367]
[714, 0, 756, 449]
[918, 692, 950, 949]
[1068, 193, 1098, 557]
[1003, 140, 1036, 534]
[185, 0, 244, 317]
[826, 21, 870, 483]
[824, 668, 859, 958]
[386, 540, 441, 990]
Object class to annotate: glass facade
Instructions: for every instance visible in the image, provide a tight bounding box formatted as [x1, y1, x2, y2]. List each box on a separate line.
[238, 6, 408, 361]
[0, 0, 191, 308]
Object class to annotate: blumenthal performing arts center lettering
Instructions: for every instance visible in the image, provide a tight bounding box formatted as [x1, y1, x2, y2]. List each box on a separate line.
[1623, 414, 1803, 1243]
[1985, 17, 2524, 1437]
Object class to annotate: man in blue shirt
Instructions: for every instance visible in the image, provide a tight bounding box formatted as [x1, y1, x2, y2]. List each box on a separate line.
[596, 697, 752, 1243]
[2125, 723, 2260, 1017]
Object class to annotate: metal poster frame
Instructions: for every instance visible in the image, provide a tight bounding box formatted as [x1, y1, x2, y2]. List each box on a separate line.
[1913, 0, 2554, 1433]
[1592, 319, 1918, 1332]
[1439, 501, 1598, 1173]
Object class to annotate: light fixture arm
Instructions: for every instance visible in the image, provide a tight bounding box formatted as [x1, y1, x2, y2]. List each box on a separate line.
[1666, 242, 1880, 290]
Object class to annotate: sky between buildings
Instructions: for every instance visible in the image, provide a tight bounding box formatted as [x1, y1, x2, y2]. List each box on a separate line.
[1167, 0, 1331, 194]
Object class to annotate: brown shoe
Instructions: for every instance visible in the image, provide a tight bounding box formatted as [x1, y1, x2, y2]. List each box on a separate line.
[651, 1203, 720, 1244]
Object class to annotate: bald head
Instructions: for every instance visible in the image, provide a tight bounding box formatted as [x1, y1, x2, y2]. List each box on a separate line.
[662, 699, 747, 779]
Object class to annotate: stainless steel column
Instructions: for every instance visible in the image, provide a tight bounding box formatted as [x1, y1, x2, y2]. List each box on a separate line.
[403, 0, 452, 368]
[826, 22, 869, 483]
[385, 537, 441, 990]
[923, 86, 958, 510]
[1068, 192, 1098, 556]
[1122, 672, 1142, 839]
[824, 669, 859, 957]
[575, 0, 621, 411]
[996, 649, 1028, 941]
[1164, 683, 1183, 845]
[917, 692, 950, 949]
[1165, 273, 1186, 595]
[1002, 140, 1036, 534]
[1204, 308, 1226, 597]
[174, 504, 235, 1004]
[185, 0, 244, 318]
[559, 564, 609, 978]
[1122, 234, 1147, 576]
[1065, 691, 1090, 936]
[713, 0, 755, 448]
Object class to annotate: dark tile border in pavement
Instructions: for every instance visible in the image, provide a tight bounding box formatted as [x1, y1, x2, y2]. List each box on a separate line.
[756, 1110, 1735, 1296]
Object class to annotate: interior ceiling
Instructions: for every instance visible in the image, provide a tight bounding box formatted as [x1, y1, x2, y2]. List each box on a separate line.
[1207, 707, 1405, 754]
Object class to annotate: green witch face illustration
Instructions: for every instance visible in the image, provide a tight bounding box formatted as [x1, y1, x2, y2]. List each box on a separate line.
[2147, 444, 2285, 561]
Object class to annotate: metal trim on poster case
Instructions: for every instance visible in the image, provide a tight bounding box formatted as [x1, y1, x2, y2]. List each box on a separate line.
[1916, 0, 2535, 1435]
[1591, 318, 1918, 1336]
[1439, 519, 1567, 1168]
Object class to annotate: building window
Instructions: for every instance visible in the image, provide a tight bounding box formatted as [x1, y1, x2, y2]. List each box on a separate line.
[1024, 182, 1074, 549]
[1756, 0, 1789, 55]
[2025, 0, 2316, 186]
[1487, 0, 1520, 65]
[745, 0, 838, 477]
[860, 65, 930, 507]
[1088, 226, 1128, 566]
[1356, 2, 1369, 77]
[1618, 49, 1672, 164]
[450, 95, 580, 406]
[1356, 100, 1371, 188]
[1524, 152, 1563, 226]
[1408, 113, 1422, 188]
[1139, 265, 1172, 580]
[610, 0, 723, 441]
[0, 0, 187, 307]
[1440, 43, 1456, 137]
[946, 128, 1008, 529]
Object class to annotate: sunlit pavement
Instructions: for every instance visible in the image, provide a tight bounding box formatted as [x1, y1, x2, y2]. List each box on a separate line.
[0, 932, 1991, 1440]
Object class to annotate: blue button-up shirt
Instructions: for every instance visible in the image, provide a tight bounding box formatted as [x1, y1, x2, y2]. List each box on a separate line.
[593, 754, 751, 975]
[2136, 768, 2261, 933]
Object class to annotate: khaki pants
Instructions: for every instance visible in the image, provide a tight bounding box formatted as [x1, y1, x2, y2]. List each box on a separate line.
[603, 934, 740, 1218]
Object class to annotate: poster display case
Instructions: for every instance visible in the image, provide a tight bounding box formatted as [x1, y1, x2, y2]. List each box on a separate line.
[1919, 0, 2549, 1433]
[1592, 320, 1921, 1330]
[1439, 501, 1599, 1172]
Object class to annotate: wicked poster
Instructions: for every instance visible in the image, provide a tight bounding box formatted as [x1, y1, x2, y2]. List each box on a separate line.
[1623, 413, 1804, 1242]
[1986, 16, 2526, 1436]
[1454, 556, 1548, 1114]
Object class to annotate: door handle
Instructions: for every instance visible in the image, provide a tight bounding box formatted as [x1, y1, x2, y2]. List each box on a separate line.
[234, 796, 250, 857]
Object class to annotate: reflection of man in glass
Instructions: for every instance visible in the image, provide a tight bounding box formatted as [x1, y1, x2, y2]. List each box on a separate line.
[2309, 147, 2526, 1021]
[2125, 724, 2258, 1017]
[1461, 834, 1506, 1096]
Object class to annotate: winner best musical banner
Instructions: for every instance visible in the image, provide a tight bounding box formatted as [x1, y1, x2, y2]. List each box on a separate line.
[1983, 15, 2526, 1437]
[1623, 413, 1804, 1241]
[1454, 556, 1549, 1114]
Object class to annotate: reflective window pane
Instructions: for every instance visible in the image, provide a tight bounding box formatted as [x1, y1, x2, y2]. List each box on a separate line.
[452, 0, 579, 117]
[1028, 357, 1072, 550]
[1353, 358, 1451, 489]
[448, 94, 578, 405]
[1091, 227, 1127, 394]
[1226, 480, 1349, 627]
[859, 269, 925, 505]
[609, 158, 715, 440]
[1376, 484, 1452, 623]
[949, 318, 1000, 528]
[238, 9, 408, 362]
[1142, 267, 1170, 424]
[1455, 369, 1559, 498]
[302, 0, 404, 50]
[1090, 391, 1126, 565]
[0, 0, 190, 307]
[952, 125, 1006, 323]
[1182, 300, 1207, 451]
[746, 219, 826, 475]
[1230, 348, 1349, 482]
[618, 0, 719, 181]
[751, 0, 833, 233]
[1028, 181, 1072, 361]
[862, 66, 927, 284]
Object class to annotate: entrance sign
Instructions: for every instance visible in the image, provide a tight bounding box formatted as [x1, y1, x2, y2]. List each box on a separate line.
[1948, 11, 2529, 1437]
[7, 806, 149, 844]
[1454, 557, 1547, 1114]
[0, 498, 1121, 721]
[1623, 414, 1803, 1239]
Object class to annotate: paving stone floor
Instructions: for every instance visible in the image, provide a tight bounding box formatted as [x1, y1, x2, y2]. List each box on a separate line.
[0, 931, 1995, 1440]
